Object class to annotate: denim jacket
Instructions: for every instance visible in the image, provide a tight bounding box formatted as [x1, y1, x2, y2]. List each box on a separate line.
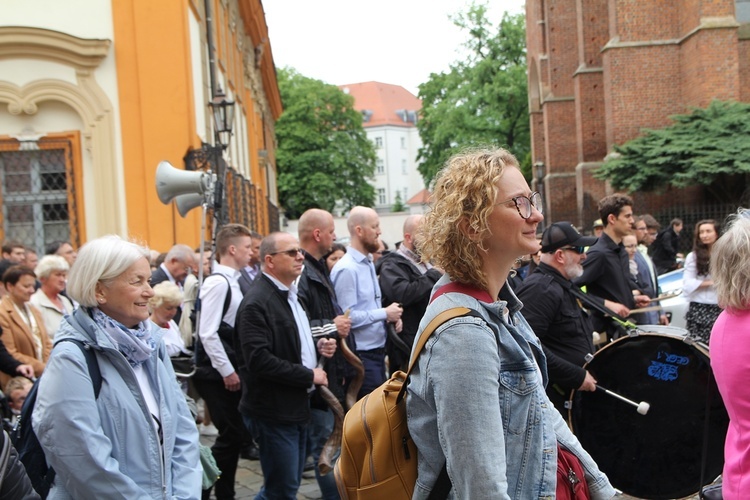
[406, 276, 615, 499]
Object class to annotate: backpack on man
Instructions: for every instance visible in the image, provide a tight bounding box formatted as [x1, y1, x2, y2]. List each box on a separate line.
[334, 307, 472, 500]
[11, 339, 102, 499]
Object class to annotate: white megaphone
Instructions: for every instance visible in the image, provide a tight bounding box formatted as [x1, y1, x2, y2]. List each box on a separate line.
[155, 161, 209, 204]
[174, 193, 205, 218]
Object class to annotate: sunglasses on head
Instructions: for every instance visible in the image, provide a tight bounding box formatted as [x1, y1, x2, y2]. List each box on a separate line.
[560, 246, 586, 254]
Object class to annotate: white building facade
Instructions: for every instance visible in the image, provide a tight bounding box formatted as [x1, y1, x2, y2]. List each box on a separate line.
[340, 82, 426, 213]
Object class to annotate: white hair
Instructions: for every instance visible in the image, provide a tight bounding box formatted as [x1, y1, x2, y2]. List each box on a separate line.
[67, 235, 150, 307]
[34, 255, 69, 280]
[165, 244, 194, 263]
[148, 281, 184, 309]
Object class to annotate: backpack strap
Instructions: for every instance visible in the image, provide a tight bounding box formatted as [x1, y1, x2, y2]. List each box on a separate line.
[28, 339, 102, 492]
[203, 273, 232, 319]
[396, 307, 472, 403]
[57, 339, 102, 398]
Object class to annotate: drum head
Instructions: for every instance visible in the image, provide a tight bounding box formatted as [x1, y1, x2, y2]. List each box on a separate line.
[569, 334, 728, 499]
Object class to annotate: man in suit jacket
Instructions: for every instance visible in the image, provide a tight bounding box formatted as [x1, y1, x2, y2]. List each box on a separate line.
[150, 244, 196, 324]
[238, 232, 262, 296]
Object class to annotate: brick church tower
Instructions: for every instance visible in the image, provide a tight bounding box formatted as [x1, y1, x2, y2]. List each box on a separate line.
[526, 0, 750, 229]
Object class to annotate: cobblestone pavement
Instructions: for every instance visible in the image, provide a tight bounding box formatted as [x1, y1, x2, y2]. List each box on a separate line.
[201, 434, 710, 500]
[200, 435, 323, 500]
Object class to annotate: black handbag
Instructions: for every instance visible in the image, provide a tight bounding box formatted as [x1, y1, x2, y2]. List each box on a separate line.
[170, 354, 196, 378]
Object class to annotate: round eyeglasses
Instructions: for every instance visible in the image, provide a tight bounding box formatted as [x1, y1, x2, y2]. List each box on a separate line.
[496, 192, 543, 219]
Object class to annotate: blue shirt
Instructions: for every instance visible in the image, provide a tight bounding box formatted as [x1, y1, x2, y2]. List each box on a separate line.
[330, 247, 387, 350]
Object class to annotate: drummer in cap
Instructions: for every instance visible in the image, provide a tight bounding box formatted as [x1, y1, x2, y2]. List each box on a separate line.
[516, 222, 599, 415]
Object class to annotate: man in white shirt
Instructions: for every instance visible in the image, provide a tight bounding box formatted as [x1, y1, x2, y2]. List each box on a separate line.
[192, 224, 253, 500]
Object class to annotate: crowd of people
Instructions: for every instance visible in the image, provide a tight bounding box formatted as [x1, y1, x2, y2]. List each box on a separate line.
[0, 147, 745, 499]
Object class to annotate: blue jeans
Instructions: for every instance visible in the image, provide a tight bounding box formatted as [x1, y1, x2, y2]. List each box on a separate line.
[245, 415, 308, 500]
[358, 348, 386, 399]
[307, 408, 340, 500]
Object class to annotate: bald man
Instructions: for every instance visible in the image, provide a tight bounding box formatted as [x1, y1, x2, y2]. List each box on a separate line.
[296, 208, 351, 499]
[331, 207, 402, 398]
[377, 214, 442, 373]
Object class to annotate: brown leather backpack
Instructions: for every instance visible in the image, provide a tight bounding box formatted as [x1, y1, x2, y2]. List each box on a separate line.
[334, 307, 471, 500]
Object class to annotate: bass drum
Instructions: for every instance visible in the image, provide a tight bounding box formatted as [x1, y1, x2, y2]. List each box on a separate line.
[568, 331, 728, 499]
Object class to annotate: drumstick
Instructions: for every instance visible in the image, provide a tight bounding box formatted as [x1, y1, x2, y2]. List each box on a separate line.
[344, 309, 350, 318]
[628, 305, 663, 314]
[596, 385, 650, 415]
[647, 293, 681, 302]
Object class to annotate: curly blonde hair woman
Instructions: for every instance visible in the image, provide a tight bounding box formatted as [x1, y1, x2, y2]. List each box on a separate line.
[419, 148, 520, 292]
[407, 148, 615, 499]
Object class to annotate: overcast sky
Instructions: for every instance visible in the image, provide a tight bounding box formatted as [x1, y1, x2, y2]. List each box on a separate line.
[262, 0, 526, 95]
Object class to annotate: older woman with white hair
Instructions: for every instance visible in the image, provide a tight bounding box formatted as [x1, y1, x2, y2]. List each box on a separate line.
[30, 255, 73, 339]
[149, 281, 191, 358]
[32, 235, 202, 499]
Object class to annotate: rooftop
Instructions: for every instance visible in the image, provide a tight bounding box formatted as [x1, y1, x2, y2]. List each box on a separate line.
[339, 81, 421, 128]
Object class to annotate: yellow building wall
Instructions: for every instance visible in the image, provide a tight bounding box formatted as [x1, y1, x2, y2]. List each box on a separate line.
[112, 0, 281, 248]
[112, 0, 201, 252]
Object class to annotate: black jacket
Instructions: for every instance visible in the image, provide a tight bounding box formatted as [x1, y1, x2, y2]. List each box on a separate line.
[235, 274, 314, 424]
[574, 232, 637, 335]
[238, 268, 255, 297]
[297, 251, 352, 406]
[649, 226, 681, 275]
[0, 328, 21, 376]
[0, 430, 40, 499]
[517, 263, 595, 395]
[377, 251, 442, 372]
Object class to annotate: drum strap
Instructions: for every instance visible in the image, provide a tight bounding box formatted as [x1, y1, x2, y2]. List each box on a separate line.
[547, 272, 638, 330]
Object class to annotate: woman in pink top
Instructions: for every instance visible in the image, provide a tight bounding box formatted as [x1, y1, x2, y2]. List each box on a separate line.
[709, 210, 750, 499]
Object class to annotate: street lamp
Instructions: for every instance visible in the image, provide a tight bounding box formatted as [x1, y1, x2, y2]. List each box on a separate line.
[209, 86, 235, 148]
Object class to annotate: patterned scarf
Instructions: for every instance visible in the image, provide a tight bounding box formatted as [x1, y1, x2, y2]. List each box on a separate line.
[91, 307, 156, 368]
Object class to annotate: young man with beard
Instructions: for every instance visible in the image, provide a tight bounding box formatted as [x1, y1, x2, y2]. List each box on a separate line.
[331, 206, 402, 398]
[516, 222, 599, 415]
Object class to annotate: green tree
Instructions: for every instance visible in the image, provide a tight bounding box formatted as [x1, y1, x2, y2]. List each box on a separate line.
[391, 191, 406, 212]
[595, 100, 750, 203]
[276, 67, 376, 219]
[417, 5, 530, 185]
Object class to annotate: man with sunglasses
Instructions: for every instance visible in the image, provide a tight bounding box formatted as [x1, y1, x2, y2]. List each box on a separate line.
[236, 232, 335, 500]
[517, 222, 600, 415]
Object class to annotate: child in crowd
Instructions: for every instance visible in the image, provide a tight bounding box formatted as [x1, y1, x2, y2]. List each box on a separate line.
[4, 376, 32, 426]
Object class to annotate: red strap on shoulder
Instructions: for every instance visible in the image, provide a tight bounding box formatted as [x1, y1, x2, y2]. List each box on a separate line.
[431, 282, 494, 304]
